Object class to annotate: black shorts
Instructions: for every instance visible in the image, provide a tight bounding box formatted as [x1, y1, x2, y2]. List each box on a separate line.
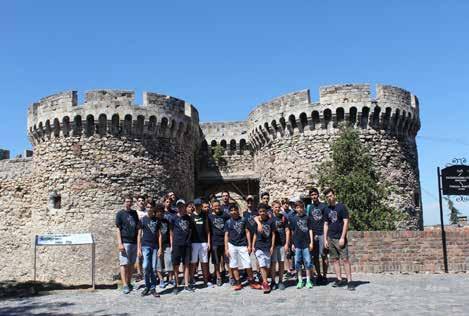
[211, 245, 225, 265]
[172, 245, 191, 266]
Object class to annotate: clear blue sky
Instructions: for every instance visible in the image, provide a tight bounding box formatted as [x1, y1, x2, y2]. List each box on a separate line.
[1, 1, 468, 225]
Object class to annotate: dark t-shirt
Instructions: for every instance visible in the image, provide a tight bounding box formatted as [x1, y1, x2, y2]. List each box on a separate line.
[221, 203, 234, 215]
[243, 209, 259, 236]
[140, 216, 159, 248]
[169, 214, 192, 246]
[209, 212, 230, 246]
[288, 213, 312, 249]
[254, 218, 276, 251]
[158, 218, 171, 247]
[224, 217, 248, 247]
[307, 202, 327, 235]
[116, 209, 140, 244]
[164, 209, 177, 221]
[272, 213, 288, 247]
[325, 203, 349, 239]
[191, 212, 208, 243]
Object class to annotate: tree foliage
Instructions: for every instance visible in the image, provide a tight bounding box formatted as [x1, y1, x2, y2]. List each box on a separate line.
[318, 126, 407, 230]
[444, 197, 461, 225]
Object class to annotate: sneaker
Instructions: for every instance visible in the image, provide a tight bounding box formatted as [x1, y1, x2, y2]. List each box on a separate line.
[122, 285, 130, 294]
[319, 276, 328, 285]
[332, 279, 346, 288]
[306, 280, 313, 289]
[141, 288, 150, 296]
[347, 282, 355, 291]
[159, 280, 167, 289]
[172, 286, 178, 295]
[296, 279, 304, 289]
[233, 284, 243, 291]
[151, 288, 160, 298]
[128, 283, 134, 291]
[249, 280, 262, 290]
[216, 278, 223, 287]
[206, 282, 214, 288]
[278, 282, 286, 290]
[184, 286, 195, 292]
[270, 282, 277, 291]
[262, 281, 271, 294]
[229, 278, 236, 286]
[169, 280, 176, 286]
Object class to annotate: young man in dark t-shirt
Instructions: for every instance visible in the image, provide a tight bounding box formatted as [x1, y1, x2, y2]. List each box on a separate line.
[115, 195, 140, 294]
[169, 199, 193, 294]
[190, 198, 211, 288]
[260, 192, 273, 216]
[155, 203, 174, 289]
[323, 188, 354, 291]
[208, 200, 230, 286]
[253, 204, 276, 293]
[220, 191, 234, 215]
[306, 188, 328, 284]
[137, 202, 162, 297]
[243, 195, 259, 277]
[224, 204, 261, 291]
[270, 200, 290, 290]
[288, 200, 314, 289]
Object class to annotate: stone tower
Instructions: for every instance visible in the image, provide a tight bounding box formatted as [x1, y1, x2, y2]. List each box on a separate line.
[26, 90, 200, 283]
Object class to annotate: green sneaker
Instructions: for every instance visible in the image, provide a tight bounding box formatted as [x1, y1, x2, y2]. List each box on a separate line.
[296, 279, 304, 289]
[306, 280, 313, 289]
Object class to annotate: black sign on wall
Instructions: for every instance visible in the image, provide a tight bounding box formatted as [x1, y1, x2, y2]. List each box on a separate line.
[441, 165, 469, 196]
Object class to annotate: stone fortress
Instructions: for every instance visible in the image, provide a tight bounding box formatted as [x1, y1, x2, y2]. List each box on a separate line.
[0, 83, 422, 284]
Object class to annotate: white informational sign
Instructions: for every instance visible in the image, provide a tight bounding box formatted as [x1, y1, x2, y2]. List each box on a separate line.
[36, 233, 94, 246]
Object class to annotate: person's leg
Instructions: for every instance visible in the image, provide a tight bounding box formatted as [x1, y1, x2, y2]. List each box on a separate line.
[304, 248, 313, 288]
[142, 246, 152, 290]
[295, 248, 304, 288]
[200, 243, 210, 285]
[151, 247, 158, 289]
[322, 255, 329, 279]
[120, 265, 128, 287]
[190, 243, 199, 284]
[126, 244, 137, 287]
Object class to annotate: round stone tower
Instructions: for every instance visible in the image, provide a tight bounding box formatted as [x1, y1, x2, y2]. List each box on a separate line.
[247, 84, 422, 229]
[27, 90, 200, 283]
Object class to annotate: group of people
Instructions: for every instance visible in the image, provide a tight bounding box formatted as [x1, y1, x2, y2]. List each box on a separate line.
[115, 188, 354, 298]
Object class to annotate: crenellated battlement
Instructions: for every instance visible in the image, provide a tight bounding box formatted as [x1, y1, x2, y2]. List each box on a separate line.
[27, 90, 200, 145]
[200, 121, 250, 153]
[247, 84, 420, 149]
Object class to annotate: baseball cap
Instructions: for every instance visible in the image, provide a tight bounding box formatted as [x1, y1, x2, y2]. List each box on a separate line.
[176, 199, 186, 206]
[246, 195, 255, 201]
[194, 198, 203, 205]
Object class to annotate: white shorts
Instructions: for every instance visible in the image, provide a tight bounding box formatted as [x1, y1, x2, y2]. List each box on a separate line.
[228, 243, 251, 269]
[255, 249, 271, 268]
[191, 242, 209, 263]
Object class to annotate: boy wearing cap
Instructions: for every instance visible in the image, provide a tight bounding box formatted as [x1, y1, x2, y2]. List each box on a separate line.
[252, 204, 276, 293]
[170, 199, 193, 294]
[208, 200, 230, 286]
[288, 200, 314, 289]
[224, 205, 261, 291]
[190, 198, 212, 288]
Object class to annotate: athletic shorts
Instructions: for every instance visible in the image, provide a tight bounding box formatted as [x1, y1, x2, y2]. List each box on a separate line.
[211, 244, 225, 265]
[328, 237, 349, 260]
[156, 246, 173, 272]
[228, 243, 251, 269]
[255, 249, 271, 268]
[172, 245, 191, 266]
[271, 245, 286, 263]
[119, 243, 137, 266]
[191, 242, 209, 263]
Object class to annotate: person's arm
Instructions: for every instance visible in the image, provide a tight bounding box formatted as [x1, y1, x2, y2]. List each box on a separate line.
[246, 228, 252, 255]
[205, 217, 211, 252]
[340, 218, 349, 247]
[324, 221, 329, 249]
[224, 231, 230, 258]
[116, 228, 124, 252]
[252, 232, 257, 251]
[270, 224, 276, 256]
[254, 216, 263, 233]
[169, 227, 174, 250]
[137, 228, 143, 257]
[309, 229, 314, 251]
[284, 227, 290, 253]
[158, 230, 163, 256]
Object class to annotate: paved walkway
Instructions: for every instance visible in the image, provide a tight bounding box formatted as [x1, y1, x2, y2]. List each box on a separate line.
[0, 273, 468, 315]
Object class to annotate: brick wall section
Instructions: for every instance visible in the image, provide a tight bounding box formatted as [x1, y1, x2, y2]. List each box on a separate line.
[348, 227, 469, 273]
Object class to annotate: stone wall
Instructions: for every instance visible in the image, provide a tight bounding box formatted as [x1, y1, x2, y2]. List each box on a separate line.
[349, 227, 469, 273]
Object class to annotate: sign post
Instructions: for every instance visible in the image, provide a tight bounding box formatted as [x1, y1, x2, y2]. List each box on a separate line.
[33, 233, 95, 290]
[438, 163, 469, 274]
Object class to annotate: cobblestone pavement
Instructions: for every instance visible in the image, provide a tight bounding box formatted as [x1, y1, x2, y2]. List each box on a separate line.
[1, 273, 468, 316]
